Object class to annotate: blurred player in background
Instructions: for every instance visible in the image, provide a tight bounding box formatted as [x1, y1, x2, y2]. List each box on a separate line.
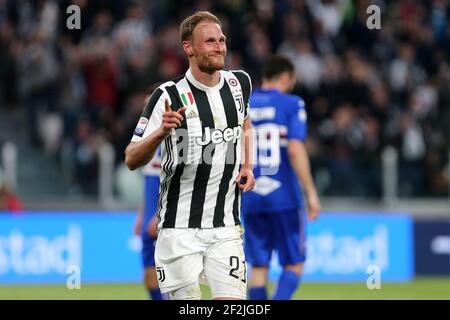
[133, 152, 166, 300]
[125, 11, 255, 300]
[242, 55, 321, 300]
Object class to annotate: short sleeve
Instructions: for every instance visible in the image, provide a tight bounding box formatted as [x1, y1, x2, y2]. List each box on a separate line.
[287, 98, 307, 142]
[131, 87, 167, 142]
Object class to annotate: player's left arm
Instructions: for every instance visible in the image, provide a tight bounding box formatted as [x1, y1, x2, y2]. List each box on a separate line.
[287, 98, 321, 221]
[236, 116, 255, 192]
[288, 140, 321, 221]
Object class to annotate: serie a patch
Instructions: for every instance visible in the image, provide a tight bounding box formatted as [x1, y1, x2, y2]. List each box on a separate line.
[134, 117, 148, 137]
[298, 109, 307, 122]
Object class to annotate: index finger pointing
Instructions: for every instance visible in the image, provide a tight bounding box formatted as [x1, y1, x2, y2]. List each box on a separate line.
[165, 99, 171, 112]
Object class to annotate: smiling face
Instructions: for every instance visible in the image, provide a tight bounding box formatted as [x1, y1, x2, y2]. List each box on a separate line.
[182, 21, 227, 74]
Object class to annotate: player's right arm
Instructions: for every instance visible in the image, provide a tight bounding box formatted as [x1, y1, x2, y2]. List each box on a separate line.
[125, 96, 186, 171]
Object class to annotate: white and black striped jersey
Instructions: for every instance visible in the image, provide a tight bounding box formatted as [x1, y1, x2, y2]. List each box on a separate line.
[131, 68, 252, 229]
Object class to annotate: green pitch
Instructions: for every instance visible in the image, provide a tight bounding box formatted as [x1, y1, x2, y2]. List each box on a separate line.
[1, 278, 449, 300]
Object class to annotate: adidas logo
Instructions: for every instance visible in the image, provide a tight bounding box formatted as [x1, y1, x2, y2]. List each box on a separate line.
[186, 110, 198, 119]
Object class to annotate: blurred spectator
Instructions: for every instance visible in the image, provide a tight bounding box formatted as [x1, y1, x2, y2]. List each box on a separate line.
[279, 37, 323, 92]
[113, 1, 152, 60]
[59, 37, 87, 138]
[111, 90, 149, 164]
[306, 0, 347, 37]
[389, 42, 425, 97]
[0, 167, 23, 213]
[81, 37, 118, 126]
[16, 29, 60, 146]
[63, 118, 103, 195]
[0, 22, 17, 106]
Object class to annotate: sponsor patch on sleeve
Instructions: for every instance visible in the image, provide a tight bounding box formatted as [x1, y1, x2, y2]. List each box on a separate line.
[298, 109, 307, 122]
[134, 117, 148, 137]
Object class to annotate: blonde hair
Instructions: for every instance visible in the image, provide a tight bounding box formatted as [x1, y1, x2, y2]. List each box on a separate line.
[180, 11, 221, 42]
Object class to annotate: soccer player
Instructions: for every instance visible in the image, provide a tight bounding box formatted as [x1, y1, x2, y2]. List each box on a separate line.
[242, 55, 321, 300]
[125, 11, 255, 300]
[133, 152, 166, 300]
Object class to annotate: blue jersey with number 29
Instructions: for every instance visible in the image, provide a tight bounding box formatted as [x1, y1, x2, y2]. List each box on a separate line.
[242, 88, 308, 214]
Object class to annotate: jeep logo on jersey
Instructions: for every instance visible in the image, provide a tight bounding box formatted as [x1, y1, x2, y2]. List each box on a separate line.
[195, 126, 242, 146]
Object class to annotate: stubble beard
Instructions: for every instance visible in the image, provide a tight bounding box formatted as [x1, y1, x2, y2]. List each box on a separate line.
[198, 54, 225, 74]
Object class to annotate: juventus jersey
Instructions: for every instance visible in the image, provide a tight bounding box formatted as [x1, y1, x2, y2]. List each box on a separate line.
[131, 69, 252, 229]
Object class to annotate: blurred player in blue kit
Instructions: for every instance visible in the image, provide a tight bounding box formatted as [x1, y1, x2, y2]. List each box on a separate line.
[242, 56, 321, 300]
[133, 151, 166, 300]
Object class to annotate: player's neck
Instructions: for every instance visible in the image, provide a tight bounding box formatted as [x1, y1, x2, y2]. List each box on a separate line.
[189, 64, 221, 87]
[261, 81, 286, 93]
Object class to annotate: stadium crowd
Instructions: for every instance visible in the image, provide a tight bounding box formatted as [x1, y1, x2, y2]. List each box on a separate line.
[0, 0, 448, 198]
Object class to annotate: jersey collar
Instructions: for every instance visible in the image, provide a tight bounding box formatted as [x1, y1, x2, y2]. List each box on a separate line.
[257, 88, 281, 94]
[186, 68, 224, 91]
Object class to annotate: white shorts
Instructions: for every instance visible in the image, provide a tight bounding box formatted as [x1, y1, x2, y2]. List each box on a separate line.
[155, 225, 247, 299]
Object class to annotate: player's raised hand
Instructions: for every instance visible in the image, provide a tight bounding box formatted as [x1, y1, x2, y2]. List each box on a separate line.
[160, 99, 186, 136]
